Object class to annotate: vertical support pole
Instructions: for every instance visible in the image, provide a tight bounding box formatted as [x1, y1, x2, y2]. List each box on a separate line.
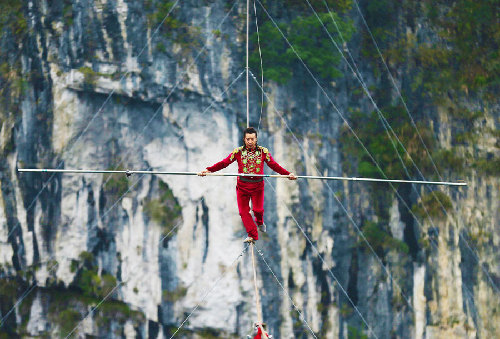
[246, 0, 250, 128]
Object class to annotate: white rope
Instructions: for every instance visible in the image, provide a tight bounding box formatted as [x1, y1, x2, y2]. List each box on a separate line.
[0, 262, 59, 327]
[350, 0, 442, 179]
[250, 244, 269, 339]
[249, 65, 416, 317]
[312, 0, 498, 293]
[5, 0, 183, 240]
[168, 244, 250, 339]
[5, 61, 244, 332]
[1, 165, 152, 329]
[251, 244, 263, 323]
[250, 0, 489, 308]
[255, 245, 318, 339]
[264, 179, 378, 339]
[244, 5, 486, 300]
[252, 67, 418, 314]
[7, 2, 243, 241]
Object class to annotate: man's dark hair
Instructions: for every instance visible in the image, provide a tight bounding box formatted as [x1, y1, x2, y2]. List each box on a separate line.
[243, 127, 257, 138]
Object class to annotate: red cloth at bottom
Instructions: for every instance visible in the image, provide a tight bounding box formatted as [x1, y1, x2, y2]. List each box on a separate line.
[253, 326, 270, 339]
[236, 179, 264, 240]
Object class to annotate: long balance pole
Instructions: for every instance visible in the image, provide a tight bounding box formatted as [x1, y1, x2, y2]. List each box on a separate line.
[17, 169, 467, 186]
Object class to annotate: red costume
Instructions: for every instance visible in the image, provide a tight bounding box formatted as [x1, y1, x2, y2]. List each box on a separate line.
[206, 145, 290, 240]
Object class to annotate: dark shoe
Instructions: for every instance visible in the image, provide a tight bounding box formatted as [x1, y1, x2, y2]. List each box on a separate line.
[258, 223, 267, 233]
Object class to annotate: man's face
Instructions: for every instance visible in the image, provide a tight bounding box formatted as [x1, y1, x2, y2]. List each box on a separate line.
[244, 133, 257, 149]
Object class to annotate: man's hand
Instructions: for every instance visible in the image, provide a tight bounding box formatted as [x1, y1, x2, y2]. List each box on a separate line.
[288, 173, 298, 180]
[198, 170, 211, 176]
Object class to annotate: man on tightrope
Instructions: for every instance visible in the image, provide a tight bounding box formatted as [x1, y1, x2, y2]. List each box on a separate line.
[199, 127, 297, 243]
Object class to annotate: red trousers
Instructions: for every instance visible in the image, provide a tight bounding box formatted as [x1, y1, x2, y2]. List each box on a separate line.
[236, 180, 264, 240]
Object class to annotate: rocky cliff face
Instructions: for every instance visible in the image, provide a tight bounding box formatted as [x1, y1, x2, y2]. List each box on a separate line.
[0, 0, 498, 338]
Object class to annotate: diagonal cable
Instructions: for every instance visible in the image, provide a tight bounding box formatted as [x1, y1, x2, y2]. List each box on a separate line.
[167, 244, 250, 339]
[265, 179, 377, 339]
[255, 245, 318, 339]
[6, 0, 182, 241]
[0, 261, 59, 327]
[311, 0, 498, 293]
[350, 0, 442, 179]
[254, 0, 498, 299]
[8, 0, 239, 240]
[2, 64, 244, 328]
[251, 69, 413, 311]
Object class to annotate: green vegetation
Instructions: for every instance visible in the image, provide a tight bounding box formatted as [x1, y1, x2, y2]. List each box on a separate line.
[145, 0, 201, 56]
[261, 0, 353, 13]
[250, 11, 354, 84]
[78, 66, 98, 89]
[339, 303, 353, 317]
[360, 0, 399, 59]
[45, 287, 144, 337]
[57, 309, 81, 335]
[348, 325, 368, 339]
[467, 228, 492, 247]
[143, 181, 182, 232]
[472, 157, 500, 176]
[196, 327, 224, 339]
[0, 0, 28, 41]
[62, 0, 74, 26]
[424, 0, 500, 96]
[412, 191, 453, 220]
[0, 2, 27, 139]
[77, 67, 122, 88]
[70, 251, 118, 300]
[358, 221, 409, 256]
[103, 168, 129, 198]
[364, 0, 499, 99]
[41, 251, 144, 336]
[162, 284, 187, 303]
[340, 106, 438, 180]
